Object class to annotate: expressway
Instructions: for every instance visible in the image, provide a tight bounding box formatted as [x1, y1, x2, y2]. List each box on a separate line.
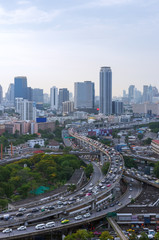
[0, 128, 143, 239]
[0, 178, 142, 239]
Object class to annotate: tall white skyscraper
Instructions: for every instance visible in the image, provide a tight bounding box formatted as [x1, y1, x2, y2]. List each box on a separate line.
[74, 81, 94, 109]
[99, 67, 112, 115]
[50, 86, 58, 110]
[15, 98, 36, 121]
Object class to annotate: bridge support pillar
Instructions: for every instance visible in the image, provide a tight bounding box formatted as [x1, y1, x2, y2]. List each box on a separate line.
[91, 200, 96, 210]
[100, 152, 104, 165]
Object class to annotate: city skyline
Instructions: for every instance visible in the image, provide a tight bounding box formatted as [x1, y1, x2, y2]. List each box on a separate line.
[0, 0, 158, 96]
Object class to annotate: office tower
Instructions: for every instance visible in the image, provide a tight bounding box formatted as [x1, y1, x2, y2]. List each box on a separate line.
[33, 88, 43, 103]
[112, 101, 124, 115]
[63, 101, 74, 115]
[50, 86, 58, 110]
[27, 87, 33, 101]
[14, 76, 28, 100]
[6, 83, 14, 104]
[123, 90, 127, 98]
[0, 85, 3, 104]
[15, 98, 36, 120]
[128, 85, 135, 103]
[143, 85, 149, 102]
[74, 81, 95, 109]
[43, 93, 50, 104]
[58, 88, 69, 110]
[99, 67, 112, 115]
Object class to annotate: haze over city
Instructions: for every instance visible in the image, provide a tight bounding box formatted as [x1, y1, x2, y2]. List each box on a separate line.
[0, 0, 158, 96]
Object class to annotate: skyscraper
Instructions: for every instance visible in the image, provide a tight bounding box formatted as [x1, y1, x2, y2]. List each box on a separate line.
[14, 76, 28, 100]
[99, 67, 112, 115]
[58, 88, 69, 110]
[50, 86, 58, 110]
[6, 83, 14, 106]
[33, 88, 43, 103]
[128, 85, 135, 103]
[74, 81, 95, 109]
[0, 85, 3, 104]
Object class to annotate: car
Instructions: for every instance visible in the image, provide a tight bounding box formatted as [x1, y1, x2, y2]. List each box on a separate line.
[83, 213, 91, 218]
[128, 195, 132, 199]
[61, 219, 69, 224]
[45, 221, 55, 228]
[17, 226, 27, 231]
[118, 202, 122, 206]
[129, 188, 132, 191]
[2, 228, 12, 233]
[74, 215, 82, 220]
[18, 207, 26, 212]
[107, 184, 111, 187]
[26, 213, 33, 217]
[16, 212, 24, 217]
[31, 208, 39, 213]
[35, 223, 46, 230]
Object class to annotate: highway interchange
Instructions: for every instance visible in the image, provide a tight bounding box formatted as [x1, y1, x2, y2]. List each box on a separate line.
[0, 126, 154, 239]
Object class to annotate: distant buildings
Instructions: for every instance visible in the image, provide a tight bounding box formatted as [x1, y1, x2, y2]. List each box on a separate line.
[63, 101, 74, 115]
[112, 101, 124, 115]
[50, 86, 58, 110]
[74, 81, 95, 109]
[15, 98, 36, 121]
[14, 76, 28, 100]
[0, 85, 3, 104]
[99, 67, 112, 115]
[33, 88, 43, 104]
[58, 88, 69, 111]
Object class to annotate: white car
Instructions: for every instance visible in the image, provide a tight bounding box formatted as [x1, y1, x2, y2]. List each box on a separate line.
[75, 215, 82, 220]
[35, 223, 45, 230]
[45, 221, 55, 228]
[128, 195, 132, 199]
[83, 213, 91, 218]
[2, 228, 12, 234]
[17, 226, 27, 231]
[18, 207, 26, 212]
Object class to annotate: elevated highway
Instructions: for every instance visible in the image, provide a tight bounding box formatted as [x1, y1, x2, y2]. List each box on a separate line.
[107, 217, 128, 240]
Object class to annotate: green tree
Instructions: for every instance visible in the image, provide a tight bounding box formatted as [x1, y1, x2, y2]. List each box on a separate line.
[139, 232, 149, 240]
[65, 229, 93, 240]
[138, 134, 143, 140]
[102, 162, 110, 175]
[84, 163, 93, 178]
[99, 231, 113, 240]
[67, 184, 76, 192]
[129, 232, 138, 240]
[154, 162, 159, 178]
[155, 232, 159, 240]
[34, 143, 40, 148]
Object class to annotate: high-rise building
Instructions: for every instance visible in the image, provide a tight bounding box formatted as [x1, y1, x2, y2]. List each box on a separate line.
[50, 86, 58, 110]
[99, 67, 112, 115]
[33, 88, 43, 103]
[27, 87, 33, 101]
[15, 98, 36, 121]
[58, 88, 69, 110]
[6, 83, 14, 106]
[0, 85, 3, 104]
[62, 101, 74, 115]
[128, 85, 135, 103]
[43, 93, 50, 104]
[143, 85, 149, 103]
[14, 76, 28, 100]
[112, 101, 124, 115]
[74, 81, 95, 109]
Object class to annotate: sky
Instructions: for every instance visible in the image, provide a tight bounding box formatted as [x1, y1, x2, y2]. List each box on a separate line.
[0, 0, 159, 97]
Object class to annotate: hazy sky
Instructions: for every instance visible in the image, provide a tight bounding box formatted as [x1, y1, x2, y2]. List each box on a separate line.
[0, 0, 159, 97]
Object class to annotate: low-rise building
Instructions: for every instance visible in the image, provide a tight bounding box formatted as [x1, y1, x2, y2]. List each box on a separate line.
[28, 139, 45, 148]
